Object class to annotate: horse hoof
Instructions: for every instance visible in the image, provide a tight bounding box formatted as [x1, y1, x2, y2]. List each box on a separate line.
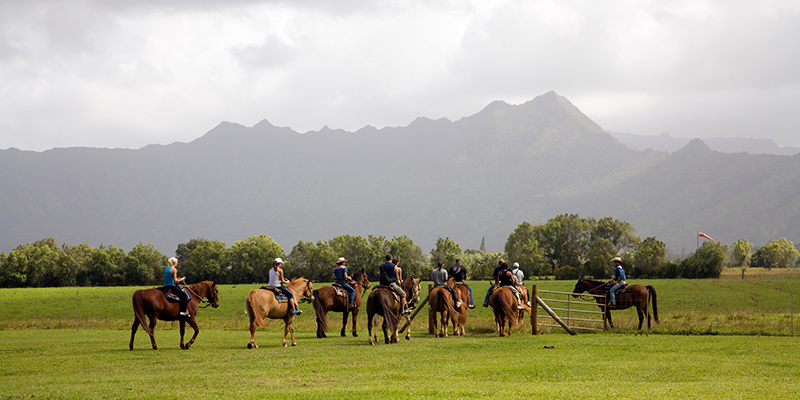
[291, 343, 297, 347]
[352, 332, 358, 337]
[340, 332, 346, 337]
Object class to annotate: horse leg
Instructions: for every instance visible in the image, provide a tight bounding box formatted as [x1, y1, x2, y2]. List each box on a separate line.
[637, 305, 645, 330]
[184, 317, 200, 349]
[179, 319, 187, 349]
[404, 315, 411, 341]
[147, 315, 158, 350]
[129, 318, 139, 350]
[340, 309, 348, 337]
[288, 318, 297, 347]
[442, 312, 449, 338]
[606, 308, 614, 328]
[248, 313, 259, 349]
[351, 308, 359, 337]
[367, 312, 375, 346]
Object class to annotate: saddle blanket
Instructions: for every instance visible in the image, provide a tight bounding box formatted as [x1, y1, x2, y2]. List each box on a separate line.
[332, 283, 350, 298]
[157, 287, 192, 302]
[259, 286, 289, 303]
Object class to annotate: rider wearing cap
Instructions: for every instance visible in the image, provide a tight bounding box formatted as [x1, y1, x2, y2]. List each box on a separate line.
[268, 258, 302, 315]
[333, 257, 356, 308]
[609, 257, 627, 307]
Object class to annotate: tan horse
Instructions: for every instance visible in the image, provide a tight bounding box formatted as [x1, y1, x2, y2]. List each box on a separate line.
[246, 278, 314, 348]
[428, 285, 459, 338]
[367, 276, 420, 345]
[515, 284, 530, 325]
[130, 281, 220, 350]
[488, 286, 530, 337]
[452, 282, 470, 336]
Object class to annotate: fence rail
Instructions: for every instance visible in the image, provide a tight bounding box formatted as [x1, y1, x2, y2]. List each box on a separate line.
[531, 286, 607, 334]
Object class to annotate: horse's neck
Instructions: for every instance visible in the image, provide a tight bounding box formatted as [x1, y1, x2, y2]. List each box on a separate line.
[287, 280, 306, 296]
[189, 283, 206, 298]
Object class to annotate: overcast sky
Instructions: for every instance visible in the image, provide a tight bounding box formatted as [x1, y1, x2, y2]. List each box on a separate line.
[2, 0, 799, 151]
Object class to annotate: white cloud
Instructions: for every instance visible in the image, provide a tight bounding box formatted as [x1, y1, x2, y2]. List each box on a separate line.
[1, 0, 800, 150]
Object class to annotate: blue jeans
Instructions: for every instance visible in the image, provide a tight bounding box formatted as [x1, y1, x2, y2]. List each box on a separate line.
[336, 281, 356, 306]
[271, 285, 294, 299]
[609, 281, 625, 305]
[484, 283, 497, 304]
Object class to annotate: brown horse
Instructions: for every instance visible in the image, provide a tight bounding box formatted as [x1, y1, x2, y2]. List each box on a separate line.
[488, 286, 529, 337]
[428, 284, 459, 338]
[515, 284, 530, 324]
[366, 276, 420, 345]
[130, 281, 220, 350]
[246, 277, 314, 348]
[571, 278, 659, 330]
[312, 269, 371, 338]
[452, 282, 470, 336]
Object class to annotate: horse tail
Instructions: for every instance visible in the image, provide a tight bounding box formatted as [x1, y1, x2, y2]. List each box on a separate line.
[499, 289, 519, 327]
[377, 292, 400, 332]
[312, 289, 328, 334]
[439, 289, 458, 325]
[247, 290, 269, 327]
[647, 285, 659, 323]
[132, 290, 153, 336]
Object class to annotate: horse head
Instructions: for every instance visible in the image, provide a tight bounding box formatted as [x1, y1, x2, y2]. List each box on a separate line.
[357, 269, 370, 289]
[206, 281, 220, 308]
[191, 281, 220, 308]
[571, 278, 588, 298]
[403, 276, 421, 309]
[292, 277, 314, 303]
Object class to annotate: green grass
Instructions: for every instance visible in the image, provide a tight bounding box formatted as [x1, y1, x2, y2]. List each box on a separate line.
[2, 274, 800, 399]
[1, 330, 799, 399]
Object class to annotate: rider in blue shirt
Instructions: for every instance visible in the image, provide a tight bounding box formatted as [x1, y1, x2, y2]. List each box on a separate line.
[163, 257, 189, 317]
[609, 257, 627, 306]
[333, 257, 356, 308]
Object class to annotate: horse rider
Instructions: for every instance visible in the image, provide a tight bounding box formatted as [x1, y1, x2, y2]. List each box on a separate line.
[609, 256, 627, 307]
[333, 257, 356, 308]
[432, 261, 462, 309]
[448, 257, 475, 309]
[379, 254, 410, 315]
[163, 257, 189, 317]
[268, 258, 302, 315]
[511, 262, 531, 306]
[484, 261, 524, 309]
[483, 259, 506, 307]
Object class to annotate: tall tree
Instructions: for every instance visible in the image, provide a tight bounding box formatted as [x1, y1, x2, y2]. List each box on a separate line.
[632, 237, 667, 278]
[592, 217, 640, 253]
[504, 221, 544, 276]
[755, 238, 799, 268]
[534, 214, 594, 269]
[225, 235, 285, 284]
[730, 239, 753, 269]
[429, 237, 462, 270]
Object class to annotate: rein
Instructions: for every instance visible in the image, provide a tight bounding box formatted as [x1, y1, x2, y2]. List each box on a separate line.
[183, 284, 213, 309]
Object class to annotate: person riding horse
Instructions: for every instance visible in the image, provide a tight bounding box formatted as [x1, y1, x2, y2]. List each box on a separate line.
[268, 258, 302, 315]
[333, 257, 356, 308]
[484, 260, 523, 309]
[379, 254, 410, 315]
[609, 257, 627, 306]
[448, 258, 475, 309]
[163, 257, 189, 317]
[431, 261, 462, 309]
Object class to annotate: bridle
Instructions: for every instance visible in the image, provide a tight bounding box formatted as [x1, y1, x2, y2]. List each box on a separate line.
[184, 282, 217, 309]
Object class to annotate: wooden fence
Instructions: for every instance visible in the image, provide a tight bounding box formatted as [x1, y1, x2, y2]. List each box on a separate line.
[530, 284, 607, 335]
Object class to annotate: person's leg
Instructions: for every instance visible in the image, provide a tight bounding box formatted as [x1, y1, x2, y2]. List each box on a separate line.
[609, 283, 621, 306]
[342, 282, 356, 306]
[483, 283, 496, 306]
[466, 284, 474, 307]
[280, 286, 301, 314]
[446, 284, 461, 307]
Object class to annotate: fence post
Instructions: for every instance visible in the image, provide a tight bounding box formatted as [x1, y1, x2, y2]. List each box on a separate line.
[428, 284, 434, 334]
[531, 285, 538, 335]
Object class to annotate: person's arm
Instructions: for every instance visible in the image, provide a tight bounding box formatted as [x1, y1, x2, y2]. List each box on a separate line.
[395, 267, 403, 283]
[279, 268, 289, 284]
[171, 267, 185, 284]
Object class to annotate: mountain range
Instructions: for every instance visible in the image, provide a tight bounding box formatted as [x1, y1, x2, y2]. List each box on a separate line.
[2, 91, 799, 257]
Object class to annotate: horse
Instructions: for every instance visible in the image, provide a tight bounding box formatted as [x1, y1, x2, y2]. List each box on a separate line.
[246, 277, 314, 348]
[515, 284, 530, 325]
[452, 282, 470, 336]
[312, 269, 371, 338]
[571, 278, 659, 330]
[129, 280, 220, 350]
[428, 282, 460, 338]
[488, 286, 530, 337]
[366, 276, 421, 345]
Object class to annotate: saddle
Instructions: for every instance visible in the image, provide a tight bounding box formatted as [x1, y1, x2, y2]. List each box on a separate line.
[374, 285, 401, 303]
[260, 286, 289, 303]
[608, 283, 629, 294]
[157, 286, 192, 302]
[332, 282, 354, 298]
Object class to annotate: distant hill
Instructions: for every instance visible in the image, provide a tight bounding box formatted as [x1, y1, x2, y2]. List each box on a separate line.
[608, 131, 800, 156]
[2, 91, 799, 256]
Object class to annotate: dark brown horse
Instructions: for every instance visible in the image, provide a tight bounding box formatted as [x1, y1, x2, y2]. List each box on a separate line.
[246, 277, 314, 348]
[312, 269, 371, 338]
[366, 276, 420, 345]
[130, 280, 220, 350]
[488, 286, 529, 337]
[428, 283, 460, 338]
[571, 278, 659, 330]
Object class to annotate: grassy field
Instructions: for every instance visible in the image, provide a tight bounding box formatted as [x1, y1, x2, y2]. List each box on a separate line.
[1, 270, 799, 399]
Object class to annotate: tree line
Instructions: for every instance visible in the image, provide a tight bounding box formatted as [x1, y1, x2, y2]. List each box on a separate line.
[1, 214, 798, 288]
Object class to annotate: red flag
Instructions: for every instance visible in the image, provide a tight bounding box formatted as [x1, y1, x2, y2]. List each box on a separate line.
[698, 232, 713, 241]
